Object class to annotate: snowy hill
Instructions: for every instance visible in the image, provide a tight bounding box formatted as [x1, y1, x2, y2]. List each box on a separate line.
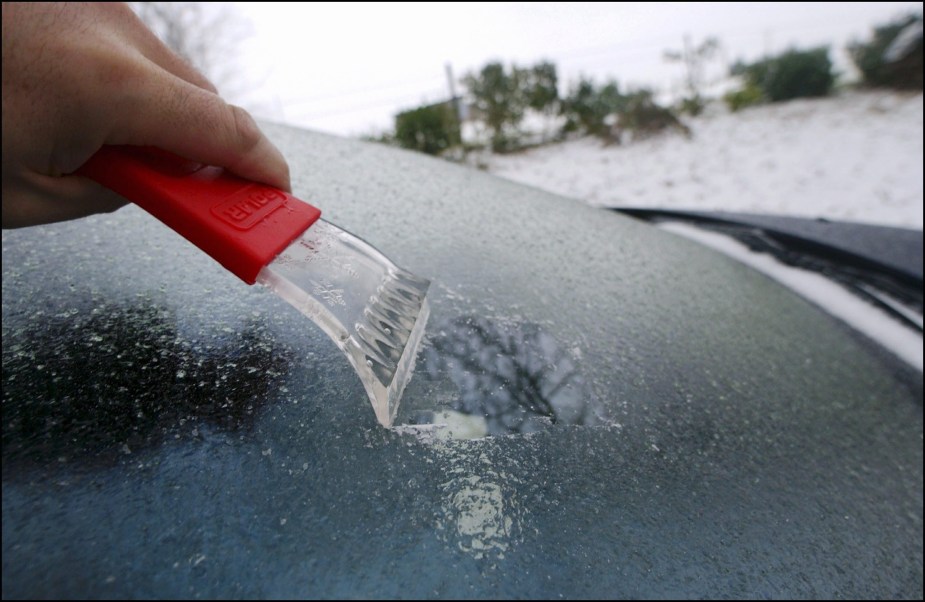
[486, 90, 924, 229]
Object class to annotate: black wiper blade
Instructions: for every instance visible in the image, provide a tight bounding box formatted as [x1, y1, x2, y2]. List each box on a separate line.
[615, 208, 924, 326]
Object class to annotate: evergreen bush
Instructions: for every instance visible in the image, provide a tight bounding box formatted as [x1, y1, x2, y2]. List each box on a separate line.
[733, 47, 834, 102]
[848, 13, 923, 90]
[394, 102, 457, 156]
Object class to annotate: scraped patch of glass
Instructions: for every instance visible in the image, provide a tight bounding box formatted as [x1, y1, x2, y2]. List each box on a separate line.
[401, 316, 602, 437]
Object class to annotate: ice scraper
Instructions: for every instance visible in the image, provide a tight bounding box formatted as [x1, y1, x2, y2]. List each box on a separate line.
[77, 145, 429, 427]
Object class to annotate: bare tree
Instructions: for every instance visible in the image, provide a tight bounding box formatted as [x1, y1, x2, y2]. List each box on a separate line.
[130, 2, 251, 97]
[664, 35, 721, 115]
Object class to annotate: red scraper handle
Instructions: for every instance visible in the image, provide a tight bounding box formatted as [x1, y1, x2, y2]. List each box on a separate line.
[76, 146, 322, 284]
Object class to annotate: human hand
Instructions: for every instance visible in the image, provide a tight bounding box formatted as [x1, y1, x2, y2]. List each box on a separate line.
[1, 2, 290, 228]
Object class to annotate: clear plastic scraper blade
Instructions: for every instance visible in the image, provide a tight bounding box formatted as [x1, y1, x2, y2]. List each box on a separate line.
[256, 220, 430, 427]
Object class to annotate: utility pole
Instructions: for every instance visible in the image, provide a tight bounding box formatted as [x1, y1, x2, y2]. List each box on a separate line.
[445, 62, 462, 147]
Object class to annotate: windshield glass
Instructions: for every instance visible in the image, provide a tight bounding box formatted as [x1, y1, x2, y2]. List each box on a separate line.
[3, 125, 921, 598]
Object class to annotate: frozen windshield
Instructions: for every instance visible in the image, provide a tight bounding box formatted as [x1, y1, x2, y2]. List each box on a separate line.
[3, 125, 921, 598]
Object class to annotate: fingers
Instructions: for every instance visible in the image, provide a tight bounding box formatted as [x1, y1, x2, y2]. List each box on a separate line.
[2, 173, 128, 229]
[99, 5, 290, 191]
[1, 1, 290, 232]
[110, 76, 291, 192]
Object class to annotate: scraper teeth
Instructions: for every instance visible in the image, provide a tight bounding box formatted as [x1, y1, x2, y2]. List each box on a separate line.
[354, 322, 401, 366]
[363, 304, 411, 337]
[362, 308, 412, 344]
[257, 220, 430, 427]
[371, 293, 417, 321]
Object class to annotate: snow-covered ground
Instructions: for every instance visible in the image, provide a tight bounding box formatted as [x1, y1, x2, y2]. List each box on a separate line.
[486, 90, 924, 229]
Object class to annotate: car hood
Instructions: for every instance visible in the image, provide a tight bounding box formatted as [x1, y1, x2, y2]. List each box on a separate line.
[2, 124, 922, 598]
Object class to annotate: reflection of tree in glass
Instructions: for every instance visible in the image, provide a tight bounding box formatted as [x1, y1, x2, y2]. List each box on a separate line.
[2, 301, 291, 470]
[422, 316, 597, 435]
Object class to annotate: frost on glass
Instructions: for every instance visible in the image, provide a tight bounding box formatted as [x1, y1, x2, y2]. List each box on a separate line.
[256, 220, 430, 427]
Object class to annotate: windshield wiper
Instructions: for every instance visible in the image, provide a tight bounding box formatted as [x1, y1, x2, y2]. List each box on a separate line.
[615, 208, 923, 332]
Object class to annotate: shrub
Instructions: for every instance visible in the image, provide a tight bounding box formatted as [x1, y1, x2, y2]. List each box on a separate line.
[848, 13, 923, 89]
[614, 90, 691, 142]
[463, 61, 561, 152]
[462, 62, 527, 152]
[560, 81, 688, 143]
[733, 47, 834, 102]
[678, 95, 707, 117]
[394, 102, 458, 156]
[723, 83, 764, 112]
[525, 61, 559, 115]
[560, 77, 624, 137]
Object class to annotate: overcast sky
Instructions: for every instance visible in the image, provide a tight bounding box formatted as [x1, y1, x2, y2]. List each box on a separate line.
[226, 2, 922, 136]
